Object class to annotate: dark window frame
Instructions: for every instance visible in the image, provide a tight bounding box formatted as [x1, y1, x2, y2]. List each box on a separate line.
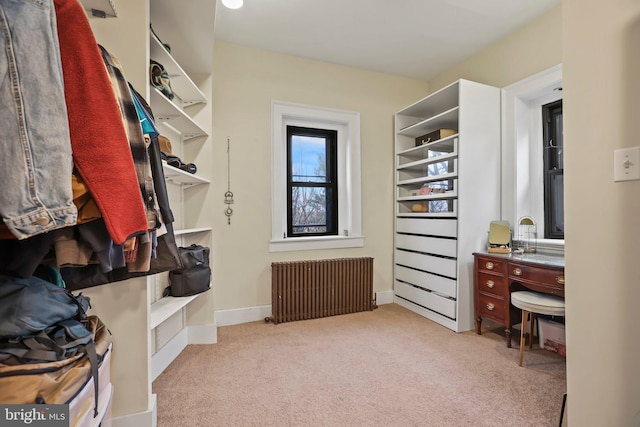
[542, 99, 564, 239]
[286, 125, 338, 238]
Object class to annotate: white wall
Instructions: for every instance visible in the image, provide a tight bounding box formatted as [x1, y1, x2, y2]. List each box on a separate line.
[211, 41, 429, 311]
[563, 1, 640, 424]
[428, 6, 562, 91]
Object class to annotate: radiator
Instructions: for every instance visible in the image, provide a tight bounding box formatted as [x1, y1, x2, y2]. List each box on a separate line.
[270, 257, 376, 324]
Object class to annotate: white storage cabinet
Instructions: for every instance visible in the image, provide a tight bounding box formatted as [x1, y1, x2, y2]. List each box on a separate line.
[393, 79, 500, 332]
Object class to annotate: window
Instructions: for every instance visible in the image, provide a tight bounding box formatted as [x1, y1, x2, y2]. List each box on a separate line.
[502, 64, 564, 251]
[287, 126, 338, 237]
[542, 100, 564, 239]
[271, 101, 362, 252]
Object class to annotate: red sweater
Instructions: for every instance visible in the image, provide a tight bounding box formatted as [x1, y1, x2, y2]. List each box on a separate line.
[54, 0, 148, 245]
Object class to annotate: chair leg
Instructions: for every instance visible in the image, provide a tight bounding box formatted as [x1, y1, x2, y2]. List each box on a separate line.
[529, 312, 535, 350]
[519, 309, 527, 366]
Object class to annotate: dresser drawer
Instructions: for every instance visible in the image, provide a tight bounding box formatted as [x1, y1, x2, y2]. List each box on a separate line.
[508, 261, 565, 289]
[477, 293, 506, 321]
[476, 256, 506, 275]
[477, 272, 506, 296]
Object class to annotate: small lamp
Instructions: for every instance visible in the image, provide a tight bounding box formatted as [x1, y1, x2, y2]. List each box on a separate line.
[222, 0, 243, 9]
[517, 216, 537, 254]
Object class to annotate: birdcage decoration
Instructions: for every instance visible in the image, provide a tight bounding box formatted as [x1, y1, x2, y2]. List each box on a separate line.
[517, 216, 537, 253]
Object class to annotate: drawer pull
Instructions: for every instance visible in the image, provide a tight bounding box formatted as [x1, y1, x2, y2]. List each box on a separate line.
[486, 303, 495, 311]
[513, 268, 522, 276]
[556, 276, 565, 285]
[485, 262, 494, 270]
[486, 280, 495, 289]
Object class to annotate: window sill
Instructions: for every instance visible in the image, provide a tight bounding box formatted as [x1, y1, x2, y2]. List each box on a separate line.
[269, 235, 364, 252]
[515, 238, 564, 256]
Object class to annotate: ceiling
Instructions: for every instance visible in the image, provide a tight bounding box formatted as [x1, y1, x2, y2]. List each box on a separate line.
[214, 0, 559, 82]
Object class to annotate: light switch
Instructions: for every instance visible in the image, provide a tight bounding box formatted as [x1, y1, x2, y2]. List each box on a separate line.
[614, 146, 640, 182]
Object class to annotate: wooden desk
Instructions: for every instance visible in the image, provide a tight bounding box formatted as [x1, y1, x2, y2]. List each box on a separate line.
[473, 252, 565, 347]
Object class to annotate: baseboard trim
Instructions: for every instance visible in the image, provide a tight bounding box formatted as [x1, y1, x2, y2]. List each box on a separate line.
[376, 290, 394, 305]
[111, 393, 157, 427]
[215, 305, 272, 326]
[214, 291, 394, 327]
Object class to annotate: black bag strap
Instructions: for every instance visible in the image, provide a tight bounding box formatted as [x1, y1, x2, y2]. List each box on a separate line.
[85, 340, 99, 418]
[0, 332, 60, 362]
[0, 319, 93, 362]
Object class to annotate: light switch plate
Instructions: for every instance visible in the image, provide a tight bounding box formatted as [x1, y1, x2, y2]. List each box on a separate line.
[614, 146, 640, 182]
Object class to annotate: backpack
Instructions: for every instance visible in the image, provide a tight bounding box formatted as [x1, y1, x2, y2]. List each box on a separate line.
[0, 316, 112, 418]
[0, 273, 108, 418]
[0, 274, 90, 339]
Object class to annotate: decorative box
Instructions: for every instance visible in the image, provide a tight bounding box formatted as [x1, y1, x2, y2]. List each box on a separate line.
[415, 128, 457, 146]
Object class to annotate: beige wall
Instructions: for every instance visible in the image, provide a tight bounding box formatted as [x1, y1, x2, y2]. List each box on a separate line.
[563, 0, 640, 424]
[429, 5, 562, 91]
[211, 42, 429, 310]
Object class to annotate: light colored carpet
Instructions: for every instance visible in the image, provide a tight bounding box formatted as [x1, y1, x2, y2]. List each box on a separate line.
[153, 303, 566, 426]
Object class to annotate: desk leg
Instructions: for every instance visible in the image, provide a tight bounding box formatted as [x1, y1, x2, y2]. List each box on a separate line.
[505, 328, 512, 348]
[475, 316, 482, 334]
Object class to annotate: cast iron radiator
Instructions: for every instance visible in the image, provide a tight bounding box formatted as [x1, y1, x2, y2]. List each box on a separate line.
[269, 257, 376, 324]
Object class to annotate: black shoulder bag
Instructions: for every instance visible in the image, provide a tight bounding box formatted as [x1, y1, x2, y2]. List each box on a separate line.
[165, 245, 211, 297]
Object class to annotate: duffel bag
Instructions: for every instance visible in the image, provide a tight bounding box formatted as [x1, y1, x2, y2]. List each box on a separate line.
[0, 316, 112, 417]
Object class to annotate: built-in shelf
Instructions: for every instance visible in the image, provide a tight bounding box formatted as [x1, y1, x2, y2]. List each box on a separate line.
[396, 135, 458, 162]
[150, 295, 199, 329]
[150, 33, 207, 105]
[397, 171, 458, 186]
[397, 211, 458, 218]
[150, 89, 208, 140]
[397, 107, 460, 138]
[397, 153, 458, 172]
[80, 0, 117, 18]
[397, 189, 458, 201]
[174, 227, 212, 236]
[397, 83, 460, 119]
[162, 161, 210, 186]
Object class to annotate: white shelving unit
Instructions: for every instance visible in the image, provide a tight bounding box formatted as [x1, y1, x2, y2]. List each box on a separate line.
[83, 1, 217, 424]
[393, 79, 501, 332]
[147, 8, 215, 379]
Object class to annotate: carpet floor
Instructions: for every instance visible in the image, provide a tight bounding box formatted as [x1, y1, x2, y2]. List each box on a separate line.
[153, 303, 566, 426]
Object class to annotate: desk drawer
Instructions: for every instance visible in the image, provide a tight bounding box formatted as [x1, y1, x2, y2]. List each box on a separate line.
[477, 272, 506, 296]
[476, 256, 506, 275]
[508, 262, 565, 289]
[478, 293, 506, 322]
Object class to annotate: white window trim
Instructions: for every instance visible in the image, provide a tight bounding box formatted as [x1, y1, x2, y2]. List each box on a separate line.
[270, 100, 363, 252]
[502, 64, 564, 250]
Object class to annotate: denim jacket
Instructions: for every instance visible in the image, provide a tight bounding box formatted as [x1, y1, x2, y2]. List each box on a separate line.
[0, 0, 77, 239]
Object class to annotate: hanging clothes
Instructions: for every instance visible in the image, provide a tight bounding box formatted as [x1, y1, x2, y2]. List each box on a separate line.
[53, 0, 148, 246]
[0, 0, 77, 240]
[60, 85, 183, 291]
[99, 44, 164, 272]
[98, 45, 159, 232]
